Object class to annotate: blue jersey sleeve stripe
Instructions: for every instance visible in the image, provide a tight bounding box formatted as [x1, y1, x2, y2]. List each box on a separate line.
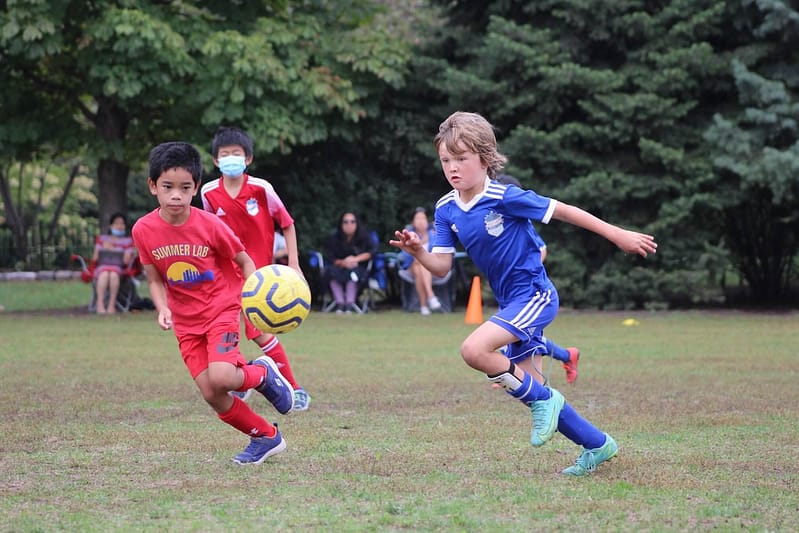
[484, 190, 505, 200]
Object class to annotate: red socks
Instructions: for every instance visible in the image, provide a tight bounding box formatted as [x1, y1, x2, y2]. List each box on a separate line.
[218, 397, 276, 438]
[260, 336, 300, 389]
[237, 363, 266, 391]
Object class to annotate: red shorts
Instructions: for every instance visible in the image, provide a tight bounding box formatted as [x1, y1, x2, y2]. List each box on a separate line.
[178, 319, 248, 379]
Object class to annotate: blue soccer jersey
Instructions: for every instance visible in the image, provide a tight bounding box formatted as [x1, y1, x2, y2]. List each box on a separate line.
[431, 177, 556, 308]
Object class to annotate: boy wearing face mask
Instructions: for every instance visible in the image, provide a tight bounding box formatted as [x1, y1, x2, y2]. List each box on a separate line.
[200, 126, 312, 411]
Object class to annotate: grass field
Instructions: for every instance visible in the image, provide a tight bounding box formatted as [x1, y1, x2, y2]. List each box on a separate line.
[1, 294, 798, 531]
[0, 280, 91, 312]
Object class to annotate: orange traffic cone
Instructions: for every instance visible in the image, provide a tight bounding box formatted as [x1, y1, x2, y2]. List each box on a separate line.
[464, 275, 483, 324]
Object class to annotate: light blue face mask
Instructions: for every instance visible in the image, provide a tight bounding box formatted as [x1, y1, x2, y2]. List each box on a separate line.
[110, 228, 126, 237]
[218, 155, 247, 177]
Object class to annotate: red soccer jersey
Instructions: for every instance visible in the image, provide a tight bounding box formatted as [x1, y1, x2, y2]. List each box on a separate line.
[132, 207, 246, 335]
[200, 174, 294, 268]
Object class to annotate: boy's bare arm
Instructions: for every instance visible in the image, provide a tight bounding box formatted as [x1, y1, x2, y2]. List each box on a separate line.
[282, 223, 302, 273]
[142, 263, 172, 330]
[552, 202, 657, 257]
[234, 251, 256, 280]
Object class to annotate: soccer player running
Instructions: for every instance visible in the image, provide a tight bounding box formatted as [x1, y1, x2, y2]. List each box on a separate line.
[390, 112, 657, 476]
[133, 141, 295, 465]
[201, 126, 311, 411]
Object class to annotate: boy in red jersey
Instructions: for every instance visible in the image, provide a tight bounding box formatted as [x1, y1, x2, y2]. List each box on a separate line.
[132, 141, 295, 465]
[201, 127, 311, 410]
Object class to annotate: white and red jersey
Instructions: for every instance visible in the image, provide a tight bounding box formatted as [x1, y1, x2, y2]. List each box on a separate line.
[132, 207, 245, 335]
[200, 175, 294, 268]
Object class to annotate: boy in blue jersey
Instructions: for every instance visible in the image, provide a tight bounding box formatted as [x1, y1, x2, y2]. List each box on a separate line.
[390, 111, 657, 476]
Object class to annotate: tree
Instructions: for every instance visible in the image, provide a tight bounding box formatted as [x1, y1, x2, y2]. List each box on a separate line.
[255, 0, 444, 252]
[0, 1, 410, 236]
[0, 157, 95, 269]
[703, 13, 799, 303]
[401, 0, 743, 308]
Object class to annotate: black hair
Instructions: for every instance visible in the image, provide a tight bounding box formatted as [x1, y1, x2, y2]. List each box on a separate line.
[108, 212, 127, 227]
[335, 211, 369, 243]
[148, 142, 203, 185]
[211, 126, 254, 158]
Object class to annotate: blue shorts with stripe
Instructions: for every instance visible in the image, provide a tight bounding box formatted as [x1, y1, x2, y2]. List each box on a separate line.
[488, 285, 559, 363]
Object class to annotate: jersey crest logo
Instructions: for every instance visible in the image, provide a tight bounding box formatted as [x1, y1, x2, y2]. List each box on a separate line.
[246, 198, 259, 216]
[484, 211, 504, 237]
[216, 207, 226, 216]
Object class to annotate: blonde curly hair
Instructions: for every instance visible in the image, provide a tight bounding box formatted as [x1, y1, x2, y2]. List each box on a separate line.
[433, 111, 507, 179]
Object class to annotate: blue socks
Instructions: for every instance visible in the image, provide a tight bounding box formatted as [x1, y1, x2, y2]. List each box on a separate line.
[507, 371, 552, 404]
[557, 403, 606, 449]
[509, 374, 606, 449]
[545, 337, 570, 363]
[489, 362, 606, 450]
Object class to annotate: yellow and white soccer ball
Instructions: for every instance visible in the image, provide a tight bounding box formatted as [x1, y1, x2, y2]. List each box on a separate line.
[241, 265, 311, 334]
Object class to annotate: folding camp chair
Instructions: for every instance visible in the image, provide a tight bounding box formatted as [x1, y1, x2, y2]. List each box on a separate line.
[397, 267, 455, 313]
[307, 251, 374, 314]
[71, 253, 143, 313]
[307, 230, 388, 314]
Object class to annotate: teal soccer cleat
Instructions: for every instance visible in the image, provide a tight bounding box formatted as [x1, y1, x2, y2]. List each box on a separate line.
[529, 388, 565, 446]
[229, 389, 253, 402]
[561, 433, 618, 476]
[292, 387, 311, 411]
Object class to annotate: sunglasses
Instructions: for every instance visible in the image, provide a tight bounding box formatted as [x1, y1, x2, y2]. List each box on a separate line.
[342, 219, 357, 224]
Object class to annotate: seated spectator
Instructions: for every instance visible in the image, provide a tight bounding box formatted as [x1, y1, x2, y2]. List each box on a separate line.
[399, 207, 444, 315]
[324, 212, 376, 313]
[92, 212, 136, 314]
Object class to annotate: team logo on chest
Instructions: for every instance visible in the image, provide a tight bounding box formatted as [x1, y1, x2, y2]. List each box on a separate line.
[246, 198, 259, 216]
[484, 211, 504, 237]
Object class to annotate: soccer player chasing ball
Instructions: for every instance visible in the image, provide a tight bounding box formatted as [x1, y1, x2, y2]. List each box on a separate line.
[201, 127, 311, 411]
[132, 141, 294, 465]
[390, 112, 657, 476]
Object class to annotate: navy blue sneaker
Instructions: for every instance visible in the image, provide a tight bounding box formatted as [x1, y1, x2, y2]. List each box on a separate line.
[233, 430, 286, 465]
[252, 356, 295, 414]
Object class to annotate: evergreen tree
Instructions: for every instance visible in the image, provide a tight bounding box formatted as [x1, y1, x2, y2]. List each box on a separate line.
[408, 0, 740, 308]
[702, 0, 799, 302]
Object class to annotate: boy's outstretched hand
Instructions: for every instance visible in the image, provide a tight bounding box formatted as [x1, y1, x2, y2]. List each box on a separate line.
[389, 229, 423, 255]
[615, 229, 658, 257]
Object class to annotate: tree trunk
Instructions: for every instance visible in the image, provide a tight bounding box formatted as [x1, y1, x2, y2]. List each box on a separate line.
[725, 191, 797, 305]
[97, 158, 130, 231]
[0, 167, 28, 264]
[94, 96, 130, 233]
